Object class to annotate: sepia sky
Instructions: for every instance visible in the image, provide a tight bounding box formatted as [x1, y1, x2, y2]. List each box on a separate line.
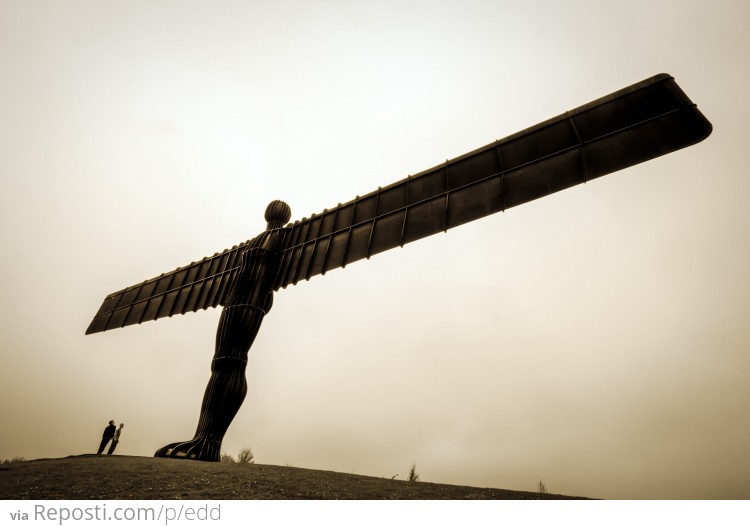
[1, 0, 748, 499]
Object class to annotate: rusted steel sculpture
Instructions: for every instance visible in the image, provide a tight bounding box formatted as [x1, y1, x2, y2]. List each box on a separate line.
[86, 74, 712, 461]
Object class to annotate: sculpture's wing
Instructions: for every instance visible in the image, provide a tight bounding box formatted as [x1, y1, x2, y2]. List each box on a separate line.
[87, 74, 712, 334]
[86, 239, 254, 334]
[273, 73, 712, 290]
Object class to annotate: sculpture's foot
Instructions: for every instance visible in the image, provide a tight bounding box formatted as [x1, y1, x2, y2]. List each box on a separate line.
[154, 437, 221, 462]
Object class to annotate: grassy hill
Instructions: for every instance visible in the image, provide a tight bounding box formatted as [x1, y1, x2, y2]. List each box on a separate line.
[0, 455, 586, 500]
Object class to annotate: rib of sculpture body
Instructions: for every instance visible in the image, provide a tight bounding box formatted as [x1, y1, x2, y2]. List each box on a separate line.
[86, 74, 712, 462]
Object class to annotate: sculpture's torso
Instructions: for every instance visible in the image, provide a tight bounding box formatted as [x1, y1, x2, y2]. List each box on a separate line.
[226, 227, 288, 313]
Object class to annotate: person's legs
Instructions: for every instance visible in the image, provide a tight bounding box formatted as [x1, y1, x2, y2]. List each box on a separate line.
[107, 439, 118, 455]
[97, 438, 109, 455]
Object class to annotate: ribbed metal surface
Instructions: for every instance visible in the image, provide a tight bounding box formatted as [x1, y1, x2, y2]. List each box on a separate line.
[85, 240, 252, 334]
[86, 73, 711, 335]
[271, 73, 711, 289]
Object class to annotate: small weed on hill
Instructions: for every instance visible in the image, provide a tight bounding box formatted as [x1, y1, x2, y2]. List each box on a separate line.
[237, 448, 254, 464]
[1, 457, 26, 464]
[408, 463, 420, 483]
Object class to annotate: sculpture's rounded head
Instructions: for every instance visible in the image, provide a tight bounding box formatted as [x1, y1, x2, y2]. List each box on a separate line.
[265, 200, 291, 229]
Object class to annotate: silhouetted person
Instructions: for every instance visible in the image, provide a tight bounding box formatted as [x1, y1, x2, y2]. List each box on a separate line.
[155, 200, 291, 461]
[107, 423, 124, 455]
[97, 420, 116, 455]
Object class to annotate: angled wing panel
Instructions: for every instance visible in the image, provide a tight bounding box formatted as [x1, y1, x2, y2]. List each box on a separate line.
[86, 240, 254, 335]
[274, 73, 711, 291]
[89, 73, 712, 334]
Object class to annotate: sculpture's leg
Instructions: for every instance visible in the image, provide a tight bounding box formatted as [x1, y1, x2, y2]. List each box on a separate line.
[155, 305, 264, 461]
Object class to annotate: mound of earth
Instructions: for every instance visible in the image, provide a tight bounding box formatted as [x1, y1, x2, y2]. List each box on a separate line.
[0, 455, 586, 500]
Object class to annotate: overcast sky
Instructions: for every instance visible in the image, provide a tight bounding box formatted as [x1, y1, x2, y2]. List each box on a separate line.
[1, 0, 748, 499]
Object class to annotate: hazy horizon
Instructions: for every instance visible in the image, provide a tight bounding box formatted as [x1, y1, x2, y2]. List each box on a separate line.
[1, 0, 748, 499]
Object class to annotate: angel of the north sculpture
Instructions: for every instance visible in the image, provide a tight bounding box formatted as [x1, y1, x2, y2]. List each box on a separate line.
[86, 74, 712, 461]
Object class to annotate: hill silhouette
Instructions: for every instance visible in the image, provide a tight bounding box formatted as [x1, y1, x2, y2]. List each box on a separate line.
[0, 455, 586, 499]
